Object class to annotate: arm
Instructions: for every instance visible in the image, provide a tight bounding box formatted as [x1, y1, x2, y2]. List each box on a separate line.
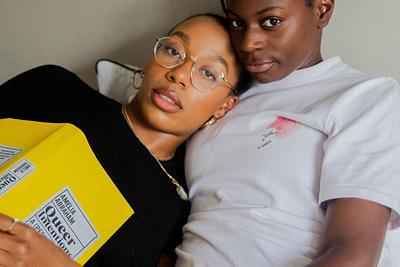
[307, 198, 390, 267]
[0, 213, 80, 267]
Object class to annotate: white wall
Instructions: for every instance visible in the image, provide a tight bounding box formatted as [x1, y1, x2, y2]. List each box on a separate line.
[0, 0, 222, 86]
[1, 0, 399, 87]
[322, 0, 400, 81]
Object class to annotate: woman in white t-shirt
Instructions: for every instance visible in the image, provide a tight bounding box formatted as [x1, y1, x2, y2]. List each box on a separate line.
[176, 1, 400, 266]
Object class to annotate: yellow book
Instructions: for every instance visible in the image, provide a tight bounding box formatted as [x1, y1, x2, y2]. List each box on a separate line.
[0, 118, 134, 265]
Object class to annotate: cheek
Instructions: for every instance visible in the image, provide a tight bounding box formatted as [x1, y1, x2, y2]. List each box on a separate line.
[185, 92, 228, 120]
[229, 31, 243, 53]
[139, 68, 166, 95]
[271, 30, 312, 70]
[275, 27, 302, 52]
[143, 61, 167, 84]
[282, 19, 318, 55]
[185, 100, 216, 122]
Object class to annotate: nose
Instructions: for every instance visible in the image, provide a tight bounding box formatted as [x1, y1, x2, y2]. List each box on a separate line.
[240, 26, 266, 53]
[165, 60, 192, 89]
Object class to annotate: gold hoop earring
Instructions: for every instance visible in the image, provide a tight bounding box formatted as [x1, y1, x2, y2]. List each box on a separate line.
[200, 117, 218, 129]
[131, 69, 144, 90]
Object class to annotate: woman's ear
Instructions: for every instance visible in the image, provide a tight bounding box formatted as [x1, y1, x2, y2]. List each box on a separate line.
[316, 0, 335, 29]
[213, 96, 239, 119]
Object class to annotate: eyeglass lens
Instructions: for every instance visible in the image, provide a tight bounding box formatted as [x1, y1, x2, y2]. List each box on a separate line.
[154, 37, 229, 91]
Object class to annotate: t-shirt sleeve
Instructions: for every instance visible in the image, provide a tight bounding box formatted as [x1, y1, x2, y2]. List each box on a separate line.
[320, 77, 400, 229]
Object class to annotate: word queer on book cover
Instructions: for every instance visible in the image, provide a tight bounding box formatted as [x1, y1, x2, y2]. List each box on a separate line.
[0, 119, 133, 265]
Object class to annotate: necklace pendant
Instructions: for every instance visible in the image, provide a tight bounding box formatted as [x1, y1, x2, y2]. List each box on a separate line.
[122, 106, 189, 201]
[176, 186, 189, 201]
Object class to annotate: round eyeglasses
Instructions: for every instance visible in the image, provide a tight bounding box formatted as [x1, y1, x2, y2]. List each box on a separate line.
[153, 36, 236, 93]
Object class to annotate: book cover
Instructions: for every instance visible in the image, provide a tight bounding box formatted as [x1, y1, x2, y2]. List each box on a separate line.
[0, 118, 134, 264]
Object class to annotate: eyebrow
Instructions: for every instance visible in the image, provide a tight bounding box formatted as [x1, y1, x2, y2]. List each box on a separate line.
[169, 30, 229, 71]
[169, 31, 191, 44]
[215, 55, 229, 71]
[227, 6, 283, 17]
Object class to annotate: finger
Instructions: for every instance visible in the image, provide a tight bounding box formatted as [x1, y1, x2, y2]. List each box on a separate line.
[0, 214, 22, 236]
[0, 232, 21, 254]
[0, 214, 15, 233]
[1, 219, 21, 236]
[0, 248, 19, 267]
[6, 219, 19, 235]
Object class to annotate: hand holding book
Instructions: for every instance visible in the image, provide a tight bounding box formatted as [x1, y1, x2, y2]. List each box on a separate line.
[0, 212, 81, 267]
[0, 119, 133, 265]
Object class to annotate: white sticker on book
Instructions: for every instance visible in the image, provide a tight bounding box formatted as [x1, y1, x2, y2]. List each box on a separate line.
[24, 187, 99, 260]
[0, 145, 23, 167]
[0, 159, 34, 197]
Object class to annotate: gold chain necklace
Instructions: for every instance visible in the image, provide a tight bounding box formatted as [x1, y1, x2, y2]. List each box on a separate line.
[122, 106, 189, 201]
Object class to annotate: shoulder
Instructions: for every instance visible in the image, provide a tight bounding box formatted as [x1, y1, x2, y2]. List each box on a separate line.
[350, 76, 400, 107]
[2, 64, 92, 98]
[34, 65, 117, 106]
[333, 59, 400, 95]
[357, 75, 400, 92]
[25, 64, 74, 77]
[327, 73, 400, 110]
[10, 65, 77, 87]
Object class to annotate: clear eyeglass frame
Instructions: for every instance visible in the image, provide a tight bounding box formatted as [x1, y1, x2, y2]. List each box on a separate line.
[153, 36, 236, 94]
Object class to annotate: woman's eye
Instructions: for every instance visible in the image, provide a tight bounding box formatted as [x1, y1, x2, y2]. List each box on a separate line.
[168, 48, 181, 57]
[230, 19, 244, 29]
[164, 46, 182, 59]
[262, 18, 281, 28]
[202, 69, 217, 81]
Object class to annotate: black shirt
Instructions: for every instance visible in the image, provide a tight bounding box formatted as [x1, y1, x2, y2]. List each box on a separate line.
[0, 65, 190, 267]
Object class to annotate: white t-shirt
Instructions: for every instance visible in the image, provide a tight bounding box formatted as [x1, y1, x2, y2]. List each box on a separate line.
[176, 57, 400, 267]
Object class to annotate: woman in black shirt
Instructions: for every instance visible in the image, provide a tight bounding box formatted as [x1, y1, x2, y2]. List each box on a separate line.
[0, 14, 249, 267]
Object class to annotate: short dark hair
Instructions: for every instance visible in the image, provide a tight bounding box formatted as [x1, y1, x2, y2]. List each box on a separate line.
[167, 13, 251, 95]
[220, 0, 314, 13]
[167, 13, 229, 35]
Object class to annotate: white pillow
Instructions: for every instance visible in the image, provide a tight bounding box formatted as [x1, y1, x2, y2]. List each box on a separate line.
[95, 59, 143, 104]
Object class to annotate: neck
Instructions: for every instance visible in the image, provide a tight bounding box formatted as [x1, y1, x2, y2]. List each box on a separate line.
[123, 102, 184, 161]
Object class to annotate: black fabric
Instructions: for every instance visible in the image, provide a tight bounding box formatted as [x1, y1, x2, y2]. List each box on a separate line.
[0, 65, 190, 267]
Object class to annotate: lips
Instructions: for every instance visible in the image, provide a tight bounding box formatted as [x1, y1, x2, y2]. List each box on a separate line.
[152, 88, 182, 113]
[244, 61, 276, 74]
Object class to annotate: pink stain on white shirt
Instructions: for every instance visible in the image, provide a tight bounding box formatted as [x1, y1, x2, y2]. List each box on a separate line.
[268, 117, 298, 138]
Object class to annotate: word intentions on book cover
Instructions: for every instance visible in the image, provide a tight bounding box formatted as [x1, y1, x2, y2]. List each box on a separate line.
[0, 119, 134, 264]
